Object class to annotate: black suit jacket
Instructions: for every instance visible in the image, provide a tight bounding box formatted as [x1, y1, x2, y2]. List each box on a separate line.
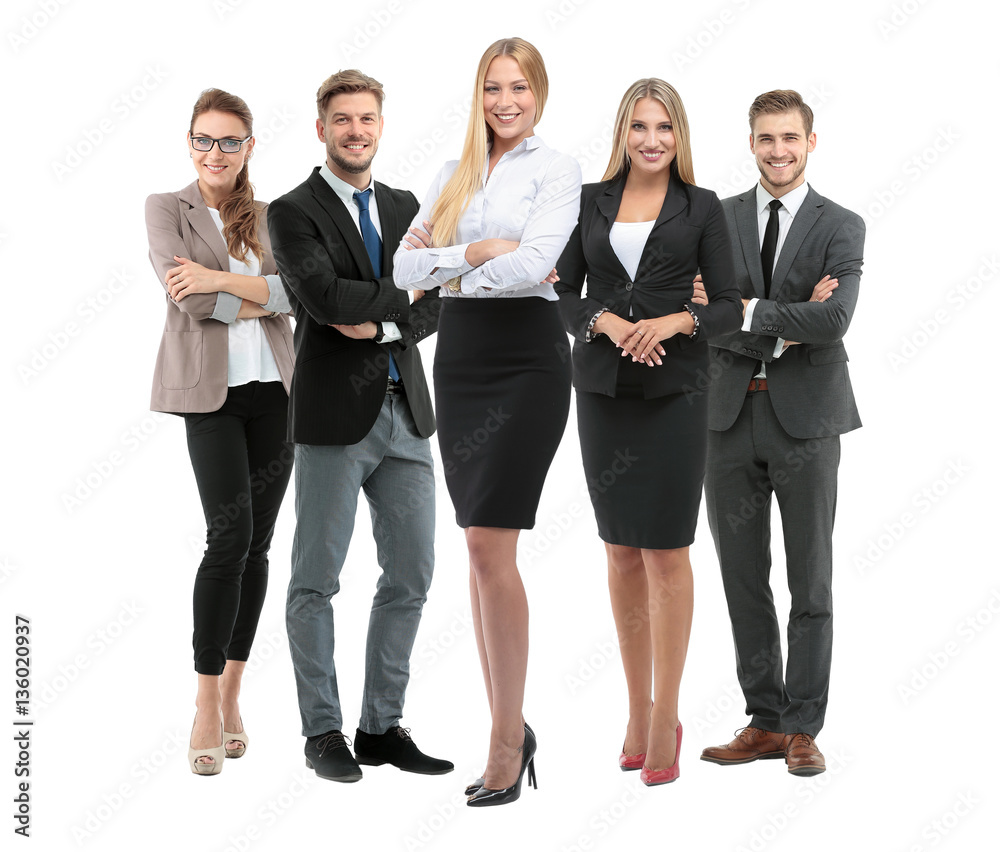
[555, 176, 743, 398]
[267, 168, 440, 445]
[708, 185, 865, 439]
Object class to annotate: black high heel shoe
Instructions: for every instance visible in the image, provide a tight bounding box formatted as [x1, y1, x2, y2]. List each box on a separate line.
[467, 724, 537, 808]
[464, 722, 534, 796]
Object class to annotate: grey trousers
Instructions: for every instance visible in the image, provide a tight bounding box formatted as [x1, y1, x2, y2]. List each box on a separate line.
[705, 391, 840, 737]
[286, 394, 435, 737]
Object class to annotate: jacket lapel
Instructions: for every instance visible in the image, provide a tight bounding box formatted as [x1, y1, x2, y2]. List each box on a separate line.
[769, 186, 823, 300]
[595, 178, 632, 281]
[735, 186, 765, 299]
[178, 180, 230, 271]
[636, 181, 688, 273]
[307, 168, 374, 278]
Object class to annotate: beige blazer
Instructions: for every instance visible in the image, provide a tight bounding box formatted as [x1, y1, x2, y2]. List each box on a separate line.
[146, 181, 295, 413]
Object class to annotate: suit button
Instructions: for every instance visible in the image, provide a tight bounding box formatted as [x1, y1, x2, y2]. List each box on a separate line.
[625, 282, 633, 291]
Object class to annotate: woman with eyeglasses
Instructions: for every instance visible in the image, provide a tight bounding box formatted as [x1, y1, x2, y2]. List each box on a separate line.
[145, 88, 295, 775]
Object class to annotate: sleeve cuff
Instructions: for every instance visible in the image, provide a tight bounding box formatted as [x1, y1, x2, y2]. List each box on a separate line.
[381, 321, 402, 343]
[772, 337, 786, 358]
[741, 297, 758, 332]
[261, 274, 290, 313]
[210, 291, 242, 324]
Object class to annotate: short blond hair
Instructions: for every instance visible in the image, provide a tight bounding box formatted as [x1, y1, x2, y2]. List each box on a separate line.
[748, 90, 814, 136]
[316, 69, 385, 120]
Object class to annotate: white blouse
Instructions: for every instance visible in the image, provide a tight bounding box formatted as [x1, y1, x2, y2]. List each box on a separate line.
[392, 135, 582, 301]
[609, 220, 655, 282]
[206, 207, 281, 387]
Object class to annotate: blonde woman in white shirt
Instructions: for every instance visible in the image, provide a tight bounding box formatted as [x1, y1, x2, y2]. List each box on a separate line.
[393, 37, 581, 807]
[146, 88, 294, 775]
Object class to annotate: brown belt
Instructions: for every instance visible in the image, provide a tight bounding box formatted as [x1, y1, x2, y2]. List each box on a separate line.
[747, 378, 768, 393]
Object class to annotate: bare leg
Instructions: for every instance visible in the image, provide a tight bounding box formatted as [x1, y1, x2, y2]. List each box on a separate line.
[606, 543, 653, 756]
[220, 659, 247, 752]
[469, 567, 494, 715]
[191, 674, 223, 767]
[641, 546, 693, 770]
[466, 526, 527, 790]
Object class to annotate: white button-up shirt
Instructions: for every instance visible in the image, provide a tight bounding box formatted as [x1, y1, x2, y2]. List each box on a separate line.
[393, 136, 582, 300]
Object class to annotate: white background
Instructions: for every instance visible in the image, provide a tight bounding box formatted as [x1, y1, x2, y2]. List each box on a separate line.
[3, 0, 996, 849]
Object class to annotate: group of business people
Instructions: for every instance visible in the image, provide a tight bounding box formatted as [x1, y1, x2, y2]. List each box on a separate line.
[145, 36, 864, 803]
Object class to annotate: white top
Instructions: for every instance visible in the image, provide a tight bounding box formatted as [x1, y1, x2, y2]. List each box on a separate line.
[392, 135, 582, 301]
[317, 162, 401, 342]
[206, 207, 282, 387]
[609, 220, 655, 282]
[743, 181, 811, 367]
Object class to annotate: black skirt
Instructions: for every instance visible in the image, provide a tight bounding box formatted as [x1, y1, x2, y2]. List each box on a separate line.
[434, 297, 571, 529]
[576, 356, 707, 549]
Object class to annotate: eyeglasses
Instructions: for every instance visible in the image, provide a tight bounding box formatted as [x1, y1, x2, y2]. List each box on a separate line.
[189, 135, 252, 153]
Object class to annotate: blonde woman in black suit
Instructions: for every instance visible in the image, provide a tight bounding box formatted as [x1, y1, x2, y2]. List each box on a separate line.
[556, 78, 742, 787]
[146, 88, 294, 775]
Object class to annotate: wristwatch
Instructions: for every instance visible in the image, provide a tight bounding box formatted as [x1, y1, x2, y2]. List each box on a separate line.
[373, 322, 385, 343]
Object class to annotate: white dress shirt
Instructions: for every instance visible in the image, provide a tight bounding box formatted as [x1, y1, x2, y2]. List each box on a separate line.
[392, 136, 582, 300]
[744, 181, 811, 368]
[206, 207, 282, 387]
[318, 162, 402, 342]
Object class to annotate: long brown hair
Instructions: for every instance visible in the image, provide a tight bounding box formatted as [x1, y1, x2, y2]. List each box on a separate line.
[189, 88, 263, 264]
[430, 37, 549, 247]
[603, 78, 695, 185]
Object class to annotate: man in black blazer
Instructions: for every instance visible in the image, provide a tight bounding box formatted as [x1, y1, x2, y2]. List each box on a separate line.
[267, 70, 450, 782]
[696, 90, 865, 776]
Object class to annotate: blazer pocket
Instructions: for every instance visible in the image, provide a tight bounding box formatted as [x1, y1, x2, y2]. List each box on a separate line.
[159, 331, 203, 389]
[808, 343, 849, 365]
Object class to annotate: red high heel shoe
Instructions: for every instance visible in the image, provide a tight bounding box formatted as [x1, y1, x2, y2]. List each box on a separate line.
[640, 723, 682, 786]
[619, 748, 645, 771]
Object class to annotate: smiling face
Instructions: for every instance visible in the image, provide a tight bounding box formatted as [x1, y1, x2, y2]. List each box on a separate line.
[482, 54, 537, 154]
[317, 91, 383, 187]
[750, 110, 816, 198]
[626, 97, 676, 179]
[188, 110, 253, 201]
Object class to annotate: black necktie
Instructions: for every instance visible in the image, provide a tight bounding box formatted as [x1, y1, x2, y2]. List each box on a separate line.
[354, 189, 400, 382]
[760, 199, 782, 298]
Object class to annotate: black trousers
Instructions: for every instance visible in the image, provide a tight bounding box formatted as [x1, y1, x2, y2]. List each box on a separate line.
[184, 381, 292, 675]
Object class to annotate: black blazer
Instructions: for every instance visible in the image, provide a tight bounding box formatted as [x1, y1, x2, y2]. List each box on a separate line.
[556, 176, 743, 398]
[267, 168, 440, 445]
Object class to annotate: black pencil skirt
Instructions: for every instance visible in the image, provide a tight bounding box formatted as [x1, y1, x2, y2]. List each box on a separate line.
[434, 297, 571, 529]
[576, 356, 707, 550]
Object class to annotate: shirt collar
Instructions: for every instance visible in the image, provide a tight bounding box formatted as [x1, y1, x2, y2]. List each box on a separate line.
[756, 180, 809, 218]
[319, 161, 374, 209]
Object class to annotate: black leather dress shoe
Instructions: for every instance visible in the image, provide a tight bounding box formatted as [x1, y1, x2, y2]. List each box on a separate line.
[305, 731, 362, 782]
[354, 726, 454, 775]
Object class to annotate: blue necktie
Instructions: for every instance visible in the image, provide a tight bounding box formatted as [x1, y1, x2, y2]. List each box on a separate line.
[354, 188, 400, 382]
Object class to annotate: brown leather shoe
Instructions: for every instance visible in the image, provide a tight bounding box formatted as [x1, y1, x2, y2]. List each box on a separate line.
[701, 727, 790, 765]
[784, 733, 826, 776]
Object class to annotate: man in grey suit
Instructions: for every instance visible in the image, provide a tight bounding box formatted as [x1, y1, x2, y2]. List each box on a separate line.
[695, 90, 865, 776]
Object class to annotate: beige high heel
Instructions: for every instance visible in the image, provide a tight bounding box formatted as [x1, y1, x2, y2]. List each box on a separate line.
[224, 719, 249, 759]
[189, 718, 225, 776]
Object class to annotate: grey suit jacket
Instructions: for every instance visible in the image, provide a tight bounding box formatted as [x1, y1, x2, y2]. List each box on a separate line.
[146, 181, 295, 413]
[708, 184, 865, 439]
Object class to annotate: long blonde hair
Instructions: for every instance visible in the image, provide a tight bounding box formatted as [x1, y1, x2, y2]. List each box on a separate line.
[430, 37, 549, 247]
[602, 78, 696, 185]
[189, 88, 263, 264]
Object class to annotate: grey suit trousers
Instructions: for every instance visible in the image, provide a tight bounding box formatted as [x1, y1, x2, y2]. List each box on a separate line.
[705, 389, 840, 737]
[286, 393, 435, 738]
